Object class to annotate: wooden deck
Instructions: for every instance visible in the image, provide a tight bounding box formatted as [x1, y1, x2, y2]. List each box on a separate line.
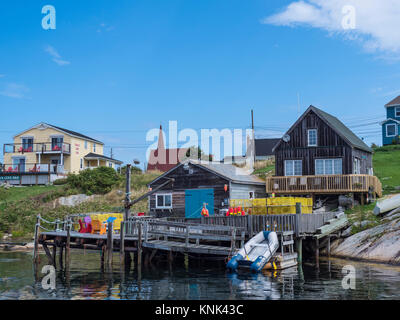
[266, 174, 382, 197]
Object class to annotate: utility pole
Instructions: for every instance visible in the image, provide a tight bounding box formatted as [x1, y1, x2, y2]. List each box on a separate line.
[110, 148, 113, 159]
[251, 109, 256, 164]
[124, 164, 131, 221]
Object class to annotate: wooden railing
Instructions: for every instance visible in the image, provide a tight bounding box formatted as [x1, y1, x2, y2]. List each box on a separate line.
[266, 174, 382, 197]
[124, 218, 246, 248]
[0, 163, 65, 174]
[199, 213, 337, 237]
[3, 142, 71, 154]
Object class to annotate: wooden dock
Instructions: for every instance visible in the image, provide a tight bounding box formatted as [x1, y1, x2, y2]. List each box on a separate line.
[34, 209, 349, 272]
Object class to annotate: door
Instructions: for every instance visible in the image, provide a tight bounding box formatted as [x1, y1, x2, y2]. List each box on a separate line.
[185, 189, 214, 219]
[12, 157, 25, 172]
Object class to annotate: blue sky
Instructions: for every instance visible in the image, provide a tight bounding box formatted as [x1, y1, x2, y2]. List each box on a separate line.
[1, 0, 400, 167]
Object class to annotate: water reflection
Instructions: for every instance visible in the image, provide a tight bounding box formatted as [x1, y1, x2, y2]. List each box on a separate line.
[1, 251, 400, 300]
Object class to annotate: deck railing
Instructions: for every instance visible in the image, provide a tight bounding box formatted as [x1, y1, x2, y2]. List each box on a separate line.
[199, 213, 338, 237]
[0, 163, 65, 174]
[3, 142, 71, 154]
[266, 174, 382, 197]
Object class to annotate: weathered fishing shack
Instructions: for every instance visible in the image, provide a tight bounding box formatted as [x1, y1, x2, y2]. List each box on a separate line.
[267, 105, 382, 202]
[147, 160, 266, 218]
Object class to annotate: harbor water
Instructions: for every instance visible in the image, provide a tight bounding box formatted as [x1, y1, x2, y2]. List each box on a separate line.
[1, 250, 400, 300]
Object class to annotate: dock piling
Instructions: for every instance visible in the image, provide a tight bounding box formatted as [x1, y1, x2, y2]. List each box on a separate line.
[33, 214, 40, 264]
[137, 222, 142, 267]
[120, 221, 125, 266]
[66, 218, 71, 271]
[107, 221, 113, 268]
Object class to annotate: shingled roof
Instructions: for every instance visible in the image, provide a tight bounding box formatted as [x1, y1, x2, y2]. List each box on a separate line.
[255, 138, 280, 157]
[46, 123, 103, 144]
[273, 105, 372, 153]
[310, 106, 372, 153]
[385, 95, 400, 107]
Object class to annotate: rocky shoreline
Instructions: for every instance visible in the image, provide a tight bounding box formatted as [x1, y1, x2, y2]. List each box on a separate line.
[330, 211, 400, 265]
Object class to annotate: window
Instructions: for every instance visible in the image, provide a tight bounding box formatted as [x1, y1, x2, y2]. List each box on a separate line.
[156, 194, 172, 209]
[315, 159, 342, 175]
[84, 141, 88, 149]
[308, 129, 317, 146]
[80, 159, 83, 169]
[51, 137, 63, 151]
[93, 143, 96, 153]
[353, 158, 361, 174]
[21, 137, 33, 151]
[396, 107, 400, 118]
[109, 162, 113, 168]
[249, 191, 254, 199]
[284, 160, 302, 176]
[386, 123, 397, 137]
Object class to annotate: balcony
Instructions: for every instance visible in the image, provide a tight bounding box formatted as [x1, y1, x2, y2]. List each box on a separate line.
[266, 174, 382, 197]
[0, 163, 65, 175]
[3, 142, 71, 154]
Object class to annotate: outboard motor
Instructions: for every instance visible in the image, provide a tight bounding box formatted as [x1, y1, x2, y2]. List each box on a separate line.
[226, 253, 243, 271]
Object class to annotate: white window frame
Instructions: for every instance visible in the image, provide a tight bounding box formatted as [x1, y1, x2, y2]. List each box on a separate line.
[93, 143, 96, 153]
[315, 158, 342, 175]
[155, 193, 172, 209]
[353, 157, 361, 174]
[85, 140, 88, 149]
[386, 123, 397, 137]
[307, 129, 317, 147]
[284, 160, 302, 176]
[395, 106, 400, 118]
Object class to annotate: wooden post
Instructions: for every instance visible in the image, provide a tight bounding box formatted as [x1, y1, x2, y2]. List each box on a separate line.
[33, 214, 40, 264]
[327, 236, 331, 257]
[120, 221, 125, 266]
[296, 237, 303, 264]
[185, 226, 189, 247]
[52, 242, 57, 269]
[231, 228, 236, 252]
[59, 245, 64, 270]
[295, 202, 301, 237]
[137, 222, 142, 267]
[315, 238, 319, 267]
[124, 164, 131, 221]
[107, 221, 113, 268]
[66, 218, 71, 271]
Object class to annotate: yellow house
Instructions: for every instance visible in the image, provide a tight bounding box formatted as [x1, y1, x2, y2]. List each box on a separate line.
[1, 123, 122, 185]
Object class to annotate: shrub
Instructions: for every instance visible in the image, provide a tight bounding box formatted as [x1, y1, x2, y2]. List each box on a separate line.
[53, 178, 68, 185]
[66, 167, 122, 195]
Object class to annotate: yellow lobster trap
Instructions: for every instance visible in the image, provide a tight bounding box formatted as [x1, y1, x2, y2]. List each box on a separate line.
[229, 197, 313, 215]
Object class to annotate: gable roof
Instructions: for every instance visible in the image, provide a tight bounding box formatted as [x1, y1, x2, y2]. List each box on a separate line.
[84, 152, 123, 164]
[255, 138, 280, 156]
[14, 122, 103, 144]
[273, 105, 373, 153]
[385, 95, 400, 107]
[148, 160, 265, 186]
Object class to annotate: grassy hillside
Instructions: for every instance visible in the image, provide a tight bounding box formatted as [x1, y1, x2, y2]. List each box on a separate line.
[0, 170, 162, 239]
[372, 145, 400, 195]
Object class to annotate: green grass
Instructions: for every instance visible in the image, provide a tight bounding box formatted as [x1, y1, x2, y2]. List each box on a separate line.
[0, 171, 162, 238]
[373, 145, 400, 195]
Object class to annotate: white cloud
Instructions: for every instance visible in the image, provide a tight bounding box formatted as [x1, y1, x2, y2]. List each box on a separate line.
[0, 83, 30, 99]
[263, 0, 400, 55]
[97, 22, 115, 33]
[44, 45, 70, 66]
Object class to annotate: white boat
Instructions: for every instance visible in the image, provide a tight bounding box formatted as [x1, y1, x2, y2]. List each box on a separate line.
[226, 231, 279, 273]
[373, 193, 400, 215]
